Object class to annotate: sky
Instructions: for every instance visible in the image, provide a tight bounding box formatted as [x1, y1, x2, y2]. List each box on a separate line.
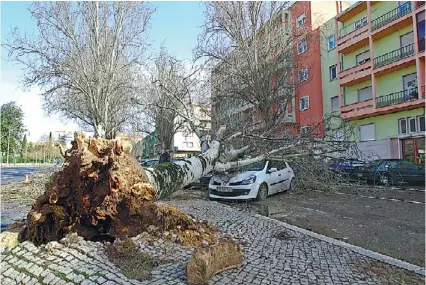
[0, 1, 205, 141]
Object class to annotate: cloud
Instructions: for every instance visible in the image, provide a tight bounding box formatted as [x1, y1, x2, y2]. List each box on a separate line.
[1, 81, 80, 142]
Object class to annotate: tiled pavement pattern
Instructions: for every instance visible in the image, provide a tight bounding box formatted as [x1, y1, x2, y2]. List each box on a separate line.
[1, 200, 424, 285]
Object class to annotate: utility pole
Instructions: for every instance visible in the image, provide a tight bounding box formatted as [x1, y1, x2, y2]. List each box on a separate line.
[6, 129, 12, 164]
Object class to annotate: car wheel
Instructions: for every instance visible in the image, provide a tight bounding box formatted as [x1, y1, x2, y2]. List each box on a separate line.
[379, 174, 391, 186]
[256, 183, 268, 201]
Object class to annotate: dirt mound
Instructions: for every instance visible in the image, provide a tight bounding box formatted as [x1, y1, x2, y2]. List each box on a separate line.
[19, 135, 216, 246]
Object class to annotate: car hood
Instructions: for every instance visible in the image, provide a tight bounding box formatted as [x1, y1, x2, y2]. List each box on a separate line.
[213, 171, 258, 184]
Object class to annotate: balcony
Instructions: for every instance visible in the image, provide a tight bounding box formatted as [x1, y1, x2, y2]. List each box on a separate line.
[337, 24, 369, 54]
[339, 60, 372, 86]
[376, 88, 422, 109]
[340, 99, 375, 119]
[371, 2, 413, 40]
[371, 2, 411, 31]
[372, 44, 417, 75]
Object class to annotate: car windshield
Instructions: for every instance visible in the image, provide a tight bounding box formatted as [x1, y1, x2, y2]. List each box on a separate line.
[241, 161, 265, 171]
[143, 160, 158, 166]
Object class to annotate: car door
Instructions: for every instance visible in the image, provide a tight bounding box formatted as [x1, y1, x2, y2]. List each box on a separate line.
[281, 161, 292, 191]
[398, 160, 423, 183]
[273, 160, 288, 193]
[266, 161, 280, 194]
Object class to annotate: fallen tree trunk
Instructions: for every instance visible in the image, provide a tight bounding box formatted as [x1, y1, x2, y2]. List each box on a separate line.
[19, 134, 218, 246]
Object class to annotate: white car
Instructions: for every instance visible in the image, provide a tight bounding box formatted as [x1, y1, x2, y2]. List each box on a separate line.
[208, 160, 295, 201]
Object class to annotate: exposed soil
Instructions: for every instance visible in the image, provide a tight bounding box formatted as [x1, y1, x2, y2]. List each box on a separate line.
[16, 135, 217, 247]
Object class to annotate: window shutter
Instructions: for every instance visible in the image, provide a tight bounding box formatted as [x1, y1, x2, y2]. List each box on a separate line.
[360, 124, 375, 141]
[358, 86, 373, 101]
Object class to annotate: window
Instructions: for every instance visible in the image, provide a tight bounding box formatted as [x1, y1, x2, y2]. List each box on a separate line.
[409, 117, 417, 133]
[329, 65, 337, 81]
[331, 96, 339, 111]
[183, 141, 194, 148]
[418, 115, 425, 132]
[299, 96, 309, 111]
[354, 16, 367, 30]
[334, 130, 344, 141]
[300, 126, 310, 137]
[298, 68, 308, 82]
[360, 124, 375, 141]
[296, 13, 306, 28]
[356, 50, 370, 65]
[400, 31, 414, 48]
[417, 12, 425, 51]
[297, 39, 307, 54]
[328, 34, 336, 50]
[399, 118, 407, 134]
[357, 86, 372, 102]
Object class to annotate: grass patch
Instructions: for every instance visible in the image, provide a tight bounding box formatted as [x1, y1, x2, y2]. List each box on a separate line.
[9, 263, 44, 283]
[72, 269, 90, 279]
[53, 271, 73, 282]
[105, 238, 170, 281]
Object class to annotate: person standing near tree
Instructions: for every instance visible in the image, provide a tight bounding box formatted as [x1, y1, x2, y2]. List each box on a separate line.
[159, 149, 171, 164]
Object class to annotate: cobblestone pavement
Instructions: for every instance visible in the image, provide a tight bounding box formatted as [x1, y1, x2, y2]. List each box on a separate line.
[1, 200, 424, 285]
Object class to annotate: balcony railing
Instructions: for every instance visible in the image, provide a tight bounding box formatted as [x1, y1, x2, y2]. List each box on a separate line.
[419, 38, 425, 52]
[339, 20, 368, 38]
[415, 1, 425, 8]
[373, 44, 415, 69]
[376, 87, 419, 108]
[371, 2, 412, 31]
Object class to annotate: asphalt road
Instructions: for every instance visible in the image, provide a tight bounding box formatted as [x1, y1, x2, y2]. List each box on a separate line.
[248, 188, 425, 267]
[1, 167, 39, 185]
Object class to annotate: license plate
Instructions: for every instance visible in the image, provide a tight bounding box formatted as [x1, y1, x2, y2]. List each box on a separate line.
[357, 173, 363, 177]
[217, 187, 233, 192]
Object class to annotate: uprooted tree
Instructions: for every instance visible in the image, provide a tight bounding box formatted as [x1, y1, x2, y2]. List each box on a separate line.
[17, 1, 359, 248]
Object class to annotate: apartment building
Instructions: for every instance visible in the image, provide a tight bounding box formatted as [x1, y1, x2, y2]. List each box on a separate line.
[172, 105, 211, 157]
[324, 1, 425, 163]
[137, 105, 211, 159]
[211, 1, 350, 137]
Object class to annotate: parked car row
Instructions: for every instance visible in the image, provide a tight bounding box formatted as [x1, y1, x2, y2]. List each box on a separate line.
[330, 158, 425, 185]
[138, 156, 424, 202]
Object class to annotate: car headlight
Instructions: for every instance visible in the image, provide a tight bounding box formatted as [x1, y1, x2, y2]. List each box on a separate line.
[241, 175, 256, 185]
[209, 178, 214, 185]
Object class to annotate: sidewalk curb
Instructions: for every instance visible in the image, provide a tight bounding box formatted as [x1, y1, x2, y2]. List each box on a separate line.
[253, 212, 425, 276]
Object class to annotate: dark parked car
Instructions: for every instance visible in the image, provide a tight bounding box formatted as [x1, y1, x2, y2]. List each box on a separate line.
[329, 158, 365, 180]
[356, 159, 425, 185]
[140, 159, 159, 167]
[330, 158, 365, 172]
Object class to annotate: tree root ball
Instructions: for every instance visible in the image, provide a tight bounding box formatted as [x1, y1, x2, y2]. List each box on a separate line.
[19, 135, 217, 246]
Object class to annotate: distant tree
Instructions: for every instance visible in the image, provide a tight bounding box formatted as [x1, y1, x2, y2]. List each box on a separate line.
[4, 2, 155, 138]
[1, 102, 26, 155]
[20, 134, 28, 158]
[48, 132, 53, 162]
